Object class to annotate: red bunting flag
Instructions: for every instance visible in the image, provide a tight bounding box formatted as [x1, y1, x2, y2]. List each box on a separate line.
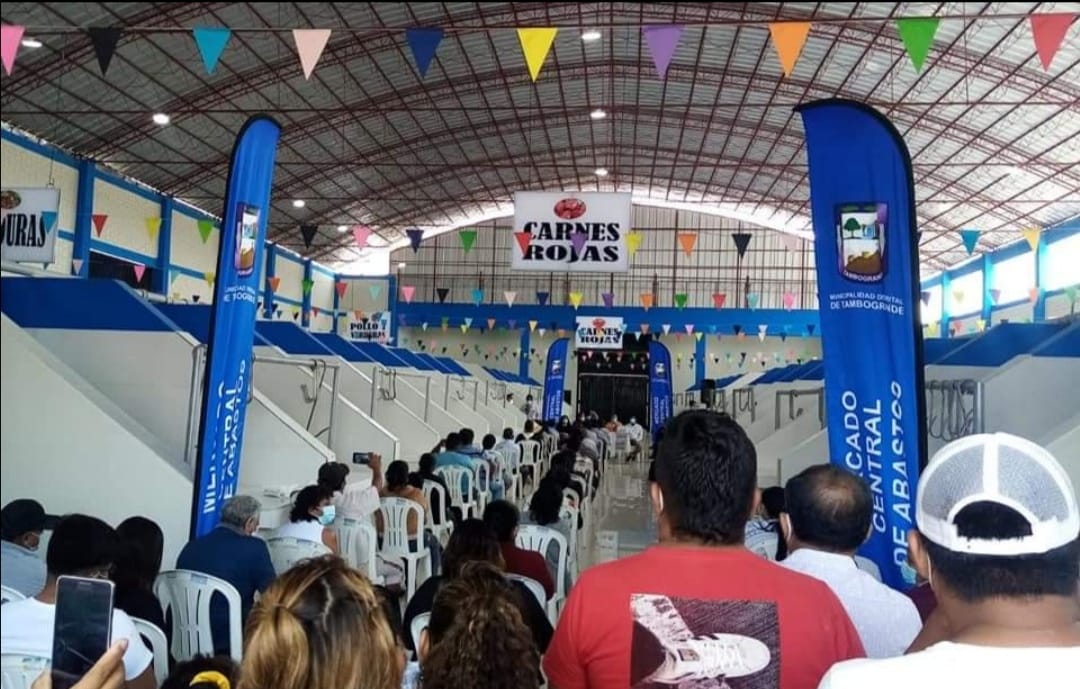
[92, 214, 108, 236]
[712, 293, 727, 309]
[267, 276, 281, 292]
[335, 282, 348, 299]
[1029, 13, 1076, 71]
[514, 231, 532, 256]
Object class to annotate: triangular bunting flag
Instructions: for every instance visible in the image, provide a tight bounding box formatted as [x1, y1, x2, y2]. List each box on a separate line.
[959, 228, 981, 255]
[194, 295, 202, 304]
[352, 225, 371, 248]
[197, 219, 214, 243]
[401, 285, 416, 303]
[988, 288, 1001, 305]
[88, 27, 122, 76]
[626, 230, 643, 257]
[1064, 285, 1078, 305]
[298, 224, 318, 249]
[807, 324, 816, 336]
[642, 25, 683, 80]
[529, 320, 538, 332]
[758, 324, 768, 342]
[1, 24, 26, 76]
[517, 28, 558, 82]
[487, 318, 496, 330]
[746, 292, 760, 309]
[570, 230, 588, 255]
[1022, 227, 1041, 252]
[895, 17, 940, 73]
[406, 228, 424, 253]
[40, 211, 57, 234]
[92, 214, 108, 236]
[733, 325, 743, 336]
[768, 22, 811, 76]
[302, 278, 314, 295]
[976, 319, 987, 333]
[640, 293, 654, 310]
[204, 272, 215, 287]
[712, 293, 727, 309]
[405, 27, 443, 77]
[143, 217, 161, 240]
[674, 293, 688, 309]
[569, 292, 584, 310]
[436, 287, 449, 303]
[732, 232, 752, 258]
[601, 292, 614, 308]
[920, 290, 932, 306]
[538, 328, 547, 337]
[640, 324, 651, 335]
[504, 291, 517, 307]
[514, 231, 533, 256]
[536, 291, 550, 306]
[312, 306, 320, 318]
[368, 284, 382, 300]
[335, 282, 348, 299]
[422, 322, 429, 331]
[472, 288, 483, 306]
[72, 258, 84, 275]
[782, 292, 796, 310]
[952, 288, 965, 305]
[267, 276, 281, 292]
[292, 29, 332, 79]
[459, 229, 477, 253]
[132, 264, 146, 283]
[695, 331, 703, 342]
[661, 324, 672, 335]
[193, 27, 231, 74]
[1029, 13, 1075, 71]
[1028, 287, 1041, 304]
[684, 324, 694, 335]
[677, 232, 697, 257]
[464, 316, 473, 329]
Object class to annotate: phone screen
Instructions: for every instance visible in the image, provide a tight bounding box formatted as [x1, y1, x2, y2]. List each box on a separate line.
[352, 451, 372, 465]
[51, 576, 115, 689]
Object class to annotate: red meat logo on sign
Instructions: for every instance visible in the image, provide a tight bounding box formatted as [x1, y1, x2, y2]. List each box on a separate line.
[593, 318, 606, 329]
[554, 198, 586, 220]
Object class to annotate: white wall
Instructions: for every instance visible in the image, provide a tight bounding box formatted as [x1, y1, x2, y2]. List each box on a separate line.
[92, 176, 159, 260]
[992, 301, 1033, 325]
[1046, 292, 1078, 321]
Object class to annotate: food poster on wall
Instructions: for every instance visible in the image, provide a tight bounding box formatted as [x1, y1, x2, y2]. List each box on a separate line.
[1, 187, 60, 263]
[512, 191, 632, 272]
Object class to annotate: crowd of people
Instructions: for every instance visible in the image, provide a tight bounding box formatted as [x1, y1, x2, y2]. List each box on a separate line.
[2, 408, 1077, 689]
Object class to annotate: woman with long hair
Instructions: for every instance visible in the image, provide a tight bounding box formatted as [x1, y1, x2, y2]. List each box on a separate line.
[378, 460, 441, 575]
[113, 516, 167, 634]
[419, 562, 541, 689]
[238, 556, 402, 689]
[522, 478, 574, 590]
[274, 485, 339, 554]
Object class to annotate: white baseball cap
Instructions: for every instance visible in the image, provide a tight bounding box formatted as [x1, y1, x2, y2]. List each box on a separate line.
[916, 432, 1079, 556]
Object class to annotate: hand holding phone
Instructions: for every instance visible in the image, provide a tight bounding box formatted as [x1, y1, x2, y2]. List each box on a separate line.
[352, 451, 372, 465]
[35, 639, 127, 689]
[51, 576, 115, 689]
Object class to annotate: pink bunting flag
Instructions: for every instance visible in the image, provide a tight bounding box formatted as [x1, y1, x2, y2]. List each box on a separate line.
[335, 282, 348, 299]
[401, 285, 416, 303]
[1030, 13, 1076, 71]
[71, 258, 84, 275]
[132, 264, 146, 283]
[352, 225, 372, 248]
[782, 292, 796, 310]
[504, 290, 517, 307]
[487, 318, 496, 330]
[684, 324, 694, 335]
[292, 29, 332, 79]
[1, 24, 25, 76]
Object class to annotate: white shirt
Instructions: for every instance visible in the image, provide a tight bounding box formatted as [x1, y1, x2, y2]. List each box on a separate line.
[627, 422, 645, 442]
[1, 540, 47, 597]
[274, 519, 326, 544]
[0, 597, 153, 680]
[818, 641, 1080, 688]
[782, 548, 921, 658]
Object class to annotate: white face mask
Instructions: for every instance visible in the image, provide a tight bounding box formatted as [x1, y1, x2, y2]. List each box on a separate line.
[318, 504, 337, 526]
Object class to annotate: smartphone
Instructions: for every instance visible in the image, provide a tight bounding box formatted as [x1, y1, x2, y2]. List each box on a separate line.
[352, 451, 372, 465]
[51, 576, 115, 689]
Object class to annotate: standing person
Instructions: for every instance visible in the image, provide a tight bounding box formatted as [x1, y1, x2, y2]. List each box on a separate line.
[379, 460, 441, 575]
[625, 417, 645, 462]
[745, 486, 786, 561]
[176, 495, 275, 656]
[779, 466, 921, 658]
[0, 499, 56, 597]
[483, 500, 556, 600]
[273, 485, 340, 554]
[522, 394, 541, 422]
[818, 433, 1080, 688]
[543, 410, 864, 689]
[113, 517, 168, 635]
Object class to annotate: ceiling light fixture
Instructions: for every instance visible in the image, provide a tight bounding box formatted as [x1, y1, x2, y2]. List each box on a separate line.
[337, 224, 348, 233]
[21, 38, 43, 49]
[397, 262, 407, 269]
[291, 199, 306, 208]
[594, 167, 609, 177]
[590, 108, 607, 120]
[151, 112, 170, 126]
[581, 30, 601, 42]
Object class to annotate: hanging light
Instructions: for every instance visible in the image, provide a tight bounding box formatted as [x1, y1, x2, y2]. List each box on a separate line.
[581, 30, 602, 42]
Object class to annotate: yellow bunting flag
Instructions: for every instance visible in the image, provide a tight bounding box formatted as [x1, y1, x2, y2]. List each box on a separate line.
[926, 322, 940, 337]
[528, 320, 538, 332]
[204, 272, 215, 287]
[677, 232, 697, 257]
[694, 331, 703, 342]
[145, 217, 161, 240]
[768, 22, 812, 76]
[976, 319, 987, 332]
[569, 291, 583, 310]
[517, 28, 558, 82]
[460, 324, 469, 334]
[626, 230, 643, 256]
[1022, 227, 1041, 252]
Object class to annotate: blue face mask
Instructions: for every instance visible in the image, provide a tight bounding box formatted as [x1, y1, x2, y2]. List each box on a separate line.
[900, 560, 918, 586]
[318, 504, 336, 526]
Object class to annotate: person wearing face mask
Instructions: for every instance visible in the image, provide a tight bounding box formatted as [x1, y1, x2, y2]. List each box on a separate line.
[0, 499, 56, 597]
[625, 416, 644, 462]
[274, 485, 340, 554]
[176, 495, 276, 656]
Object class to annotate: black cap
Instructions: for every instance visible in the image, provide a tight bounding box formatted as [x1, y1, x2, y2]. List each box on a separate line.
[1, 500, 59, 540]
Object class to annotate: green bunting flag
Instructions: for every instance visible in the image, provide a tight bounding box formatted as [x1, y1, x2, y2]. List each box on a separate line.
[197, 219, 214, 244]
[459, 229, 477, 253]
[674, 293, 688, 309]
[896, 17, 940, 73]
[302, 278, 314, 295]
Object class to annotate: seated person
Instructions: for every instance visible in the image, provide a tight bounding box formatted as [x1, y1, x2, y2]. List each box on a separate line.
[521, 478, 575, 592]
[480, 433, 506, 501]
[114, 516, 169, 642]
[483, 500, 556, 599]
[625, 416, 645, 461]
[458, 428, 483, 457]
[317, 455, 383, 524]
[273, 485, 339, 554]
[177, 495, 276, 656]
[0, 498, 55, 597]
[745, 485, 785, 561]
[0, 514, 155, 689]
[378, 460, 442, 575]
[412, 452, 461, 525]
[161, 655, 239, 689]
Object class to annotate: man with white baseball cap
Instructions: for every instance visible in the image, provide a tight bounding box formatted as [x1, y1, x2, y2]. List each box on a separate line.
[818, 432, 1080, 688]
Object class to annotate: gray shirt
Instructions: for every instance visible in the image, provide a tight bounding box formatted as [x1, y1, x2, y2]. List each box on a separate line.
[1, 540, 46, 598]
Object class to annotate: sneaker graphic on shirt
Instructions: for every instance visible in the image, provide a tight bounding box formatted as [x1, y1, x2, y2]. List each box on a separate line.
[646, 632, 772, 685]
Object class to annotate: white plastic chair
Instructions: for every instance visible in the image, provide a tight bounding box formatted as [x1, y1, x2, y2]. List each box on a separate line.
[132, 617, 169, 687]
[474, 460, 492, 514]
[499, 444, 523, 504]
[0, 586, 25, 604]
[434, 466, 477, 519]
[515, 524, 568, 625]
[154, 569, 243, 662]
[421, 480, 454, 545]
[614, 427, 632, 462]
[336, 521, 383, 584]
[519, 440, 541, 498]
[410, 612, 431, 656]
[506, 573, 546, 609]
[0, 655, 49, 689]
[266, 536, 332, 575]
[559, 503, 580, 572]
[379, 497, 432, 600]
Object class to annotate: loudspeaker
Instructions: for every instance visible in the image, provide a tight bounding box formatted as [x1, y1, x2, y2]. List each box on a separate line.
[563, 389, 573, 405]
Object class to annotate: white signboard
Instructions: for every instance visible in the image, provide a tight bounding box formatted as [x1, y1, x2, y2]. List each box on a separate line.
[575, 316, 626, 349]
[512, 191, 631, 272]
[1, 188, 61, 263]
[348, 311, 391, 342]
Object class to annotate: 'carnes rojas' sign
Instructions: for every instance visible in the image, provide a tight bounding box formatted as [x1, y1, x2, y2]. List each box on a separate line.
[575, 316, 625, 349]
[511, 192, 631, 272]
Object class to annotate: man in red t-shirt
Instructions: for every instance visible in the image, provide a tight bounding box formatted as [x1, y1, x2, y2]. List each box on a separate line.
[483, 499, 556, 599]
[543, 410, 864, 689]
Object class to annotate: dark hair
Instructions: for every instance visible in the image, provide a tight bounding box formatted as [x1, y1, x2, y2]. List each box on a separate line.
[289, 485, 331, 523]
[784, 465, 870, 553]
[523, 420, 535, 434]
[483, 434, 496, 450]
[419, 453, 436, 474]
[654, 410, 757, 545]
[482, 500, 520, 543]
[385, 460, 410, 491]
[551, 450, 576, 472]
[922, 502, 1080, 603]
[502, 428, 514, 440]
[114, 516, 164, 594]
[423, 562, 540, 689]
[528, 479, 564, 526]
[545, 465, 572, 490]
[161, 655, 239, 689]
[460, 428, 475, 446]
[317, 462, 350, 494]
[563, 433, 582, 454]
[47, 514, 119, 577]
[443, 519, 502, 578]
[444, 433, 461, 451]
[761, 487, 785, 519]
